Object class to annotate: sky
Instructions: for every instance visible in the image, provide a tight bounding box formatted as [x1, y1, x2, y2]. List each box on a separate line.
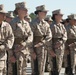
[0, 0, 76, 19]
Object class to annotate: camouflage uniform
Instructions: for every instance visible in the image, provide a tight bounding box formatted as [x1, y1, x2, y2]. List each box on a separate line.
[63, 23, 70, 75]
[10, 16, 33, 75]
[5, 11, 15, 75]
[50, 22, 67, 74]
[24, 15, 32, 66]
[45, 16, 53, 72]
[24, 15, 31, 23]
[0, 22, 14, 75]
[6, 11, 14, 23]
[0, 21, 14, 75]
[31, 15, 52, 75]
[66, 14, 76, 74]
[50, 9, 67, 75]
[45, 16, 53, 25]
[0, 4, 14, 75]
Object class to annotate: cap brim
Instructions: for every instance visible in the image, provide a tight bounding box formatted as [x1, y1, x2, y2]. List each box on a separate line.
[0, 11, 7, 14]
[71, 19, 76, 20]
[58, 13, 64, 16]
[6, 16, 14, 19]
[34, 10, 48, 15]
[41, 10, 49, 12]
[49, 20, 53, 21]
[17, 7, 28, 10]
[14, 7, 28, 15]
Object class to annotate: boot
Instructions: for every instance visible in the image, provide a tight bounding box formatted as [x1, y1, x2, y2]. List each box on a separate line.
[67, 68, 74, 75]
[53, 70, 59, 75]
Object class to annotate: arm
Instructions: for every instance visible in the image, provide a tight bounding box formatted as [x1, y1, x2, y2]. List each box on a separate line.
[41, 23, 52, 51]
[0, 24, 14, 55]
[62, 25, 67, 42]
[21, 23, 33, 53]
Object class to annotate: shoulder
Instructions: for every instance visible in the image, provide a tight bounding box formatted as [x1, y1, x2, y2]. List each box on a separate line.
[44, 21, 50, 27]
[30, 18, 38, 29]
[10, 17, 19, 25]
[66, 24, 71, 29]
[2, 21, 12, 30]
[2, 21, 10, 27]
[50, 22, 55, 28]
[30, 18, 37, 25]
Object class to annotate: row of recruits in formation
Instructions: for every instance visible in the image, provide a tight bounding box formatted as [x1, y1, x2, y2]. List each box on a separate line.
[0, 1, 76, 75]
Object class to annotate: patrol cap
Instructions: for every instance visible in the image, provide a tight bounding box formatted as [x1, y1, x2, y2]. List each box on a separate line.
[6, 11, 14, 18]
[35, 5, 48, 15]
[52, 9, 63, 15]
[45, 16, 53, 21]
[68, 14, 76, 20]
[14, 2, 28, 15]
[0, 4, 6, 14]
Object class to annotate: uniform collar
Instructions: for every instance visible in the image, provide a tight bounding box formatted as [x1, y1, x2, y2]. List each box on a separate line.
[36, 17, 45, 24]
[54, 21, 61, 26]
[17, 17, 27, 24]
[1, 21, 7, 28]
[69, 24, 75, 27]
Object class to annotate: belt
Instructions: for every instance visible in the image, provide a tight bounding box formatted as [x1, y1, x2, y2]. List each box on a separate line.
[52, 38, 62, 41]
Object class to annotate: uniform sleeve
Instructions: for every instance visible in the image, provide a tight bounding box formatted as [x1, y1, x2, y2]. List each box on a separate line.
[0, 24, 14, 56]
[30, 21, 37, 53]
[6, 24, 14, 56]
[41, 23, 52, 51]
[30, 21, 36, 34]
[21, 23, 33, 53]
[5, 25, 14, 49]
[62, 25, 67, 42]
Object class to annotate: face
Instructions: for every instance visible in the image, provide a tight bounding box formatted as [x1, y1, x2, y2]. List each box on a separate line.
[64, 22, 69, 26]
[38, 11, 47, 19]
[18, 8, 28, 17]
[55, 14, 63, 22]
[0, 13, 6, 21]
[48, 21, 52, 25]
[70, 19, 76, 25]
[5, 17, 13, 23]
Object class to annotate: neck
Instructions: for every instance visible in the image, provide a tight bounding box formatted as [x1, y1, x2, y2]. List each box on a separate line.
[70, 23, 75, 26]
[38, 16, 44, 21]
[55, 20, 60, 24]
[71, 24, 74, 26]
[0, 21, 2, 25]
[18, 15, 24, 21]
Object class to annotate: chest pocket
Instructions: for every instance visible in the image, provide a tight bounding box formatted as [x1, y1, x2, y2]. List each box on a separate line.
[1, 27, 8, 40]
[70, 28, 76, 38]
[14, 23, 25, 37]
[15, 23, 28, 38]
[22, 23, 28, 37]
[54, 25, 64, 37]
[35, 23, 47, 36]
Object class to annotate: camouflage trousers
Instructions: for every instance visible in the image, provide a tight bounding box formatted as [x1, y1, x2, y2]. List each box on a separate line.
[63, 52, 68, 68]
[31, 46, 47, 75]
[0, 60, 7, 75]
[0, 52, 7, 75]
[7, 49, 17, 75]
[16, 52, 27, 75]
[63, 42, 70, 68]
[45, 53, 51, 72]
[7, 59, 13, 75]
[69, 46, 76, 73]
[51, 41, 65, 73]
